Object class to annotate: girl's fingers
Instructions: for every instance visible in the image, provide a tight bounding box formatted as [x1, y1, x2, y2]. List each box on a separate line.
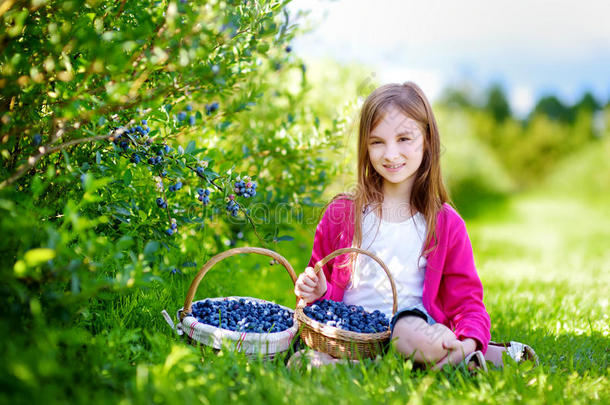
[302, 275, 317, 288]
[432, 355, 450, 370]
[294, 279, 314, 296]
[298, 284, 314, 294]
[304, 267, 318, 284]
[447, 350, 466, 366]
[442, 339, 460, 351]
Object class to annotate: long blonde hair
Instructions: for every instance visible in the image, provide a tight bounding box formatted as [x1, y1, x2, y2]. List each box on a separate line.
[327, 82, 451, 270]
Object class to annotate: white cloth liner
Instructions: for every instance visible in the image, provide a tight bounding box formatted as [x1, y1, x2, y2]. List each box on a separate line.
[168, 296, 298, 355]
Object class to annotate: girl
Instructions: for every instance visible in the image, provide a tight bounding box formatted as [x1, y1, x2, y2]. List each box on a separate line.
[292, 82, 538, 370]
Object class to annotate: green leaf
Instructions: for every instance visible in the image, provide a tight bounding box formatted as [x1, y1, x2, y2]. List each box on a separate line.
[204, 168, 220, 181]
[144, 241, 160, 256]
[123, 169, 132, 186]
[185, 140, 196, 154]
[24, 248, 56, 267]
[112, 205, 131, 216]
[276, 235, 294, 242]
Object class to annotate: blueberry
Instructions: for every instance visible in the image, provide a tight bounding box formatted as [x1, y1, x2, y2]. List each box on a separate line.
[285, 45, 292, 53]
[186, 105, 193, 112]
[205, 102, 219, 115]
[33, 133, 42, 145]
[177, 111, 187, 121]
[196, 167, 205, 176]
[189, 115, 196, 125]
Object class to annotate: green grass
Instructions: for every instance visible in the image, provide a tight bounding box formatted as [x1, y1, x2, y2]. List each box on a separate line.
[3, 146, 610, 405]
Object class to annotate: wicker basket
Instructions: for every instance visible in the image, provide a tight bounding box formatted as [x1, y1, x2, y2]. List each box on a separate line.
[175, 247, 299, 357]
[294, 247, 398, 360]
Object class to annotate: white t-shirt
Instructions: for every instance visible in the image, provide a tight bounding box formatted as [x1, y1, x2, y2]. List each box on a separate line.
[343, 207, 428, 318]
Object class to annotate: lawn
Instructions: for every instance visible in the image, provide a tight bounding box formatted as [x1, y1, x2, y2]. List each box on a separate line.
[79, 188, 609, 403]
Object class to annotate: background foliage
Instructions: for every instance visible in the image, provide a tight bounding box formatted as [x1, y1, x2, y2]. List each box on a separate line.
[0, 1, 608, 404]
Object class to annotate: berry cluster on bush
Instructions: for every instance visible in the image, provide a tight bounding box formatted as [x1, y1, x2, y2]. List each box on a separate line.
[197, 188, 211, 205]
[156, 197, 167, 209]
[233, 177, 257, 198]
[226, 194, 240, 217]
[205, 102, 219, 115]
[175, 104, 197, 126]
[166, 218, 178, 236]
[112, 120, 151, 153]
[303, 299, 390, 333]
[191, 298, 294, 333]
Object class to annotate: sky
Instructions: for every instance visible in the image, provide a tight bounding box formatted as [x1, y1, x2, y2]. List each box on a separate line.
[288, 0, 610, 117]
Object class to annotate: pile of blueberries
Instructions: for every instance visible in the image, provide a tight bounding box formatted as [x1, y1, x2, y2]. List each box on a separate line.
[303, 299, 390, 333]
[191, 298, 294, 333]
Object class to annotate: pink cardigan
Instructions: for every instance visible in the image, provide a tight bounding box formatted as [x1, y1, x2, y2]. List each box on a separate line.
[307, 198, 491, 353]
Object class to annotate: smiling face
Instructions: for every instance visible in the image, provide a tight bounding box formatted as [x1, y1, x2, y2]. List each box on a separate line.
[367, 106, 425, 193]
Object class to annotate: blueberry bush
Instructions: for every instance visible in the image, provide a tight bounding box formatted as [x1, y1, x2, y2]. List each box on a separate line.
[0, 1, 348, 401]
[1, 0, 344, 311]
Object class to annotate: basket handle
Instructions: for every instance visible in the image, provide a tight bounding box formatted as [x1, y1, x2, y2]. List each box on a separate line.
[180, 247, 297, 321]
[311, 247, 398, 316]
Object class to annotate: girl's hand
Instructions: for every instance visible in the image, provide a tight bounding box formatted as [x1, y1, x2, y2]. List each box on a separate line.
[294, 266, 327, 304]
[432, 338, 477, 370]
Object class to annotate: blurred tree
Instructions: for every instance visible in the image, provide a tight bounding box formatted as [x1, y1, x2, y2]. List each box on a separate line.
[573, 91, 600, 113]
[484, 83, 511, 122]
[438, 85, 477, 110]
[531, 95, 573, 123]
